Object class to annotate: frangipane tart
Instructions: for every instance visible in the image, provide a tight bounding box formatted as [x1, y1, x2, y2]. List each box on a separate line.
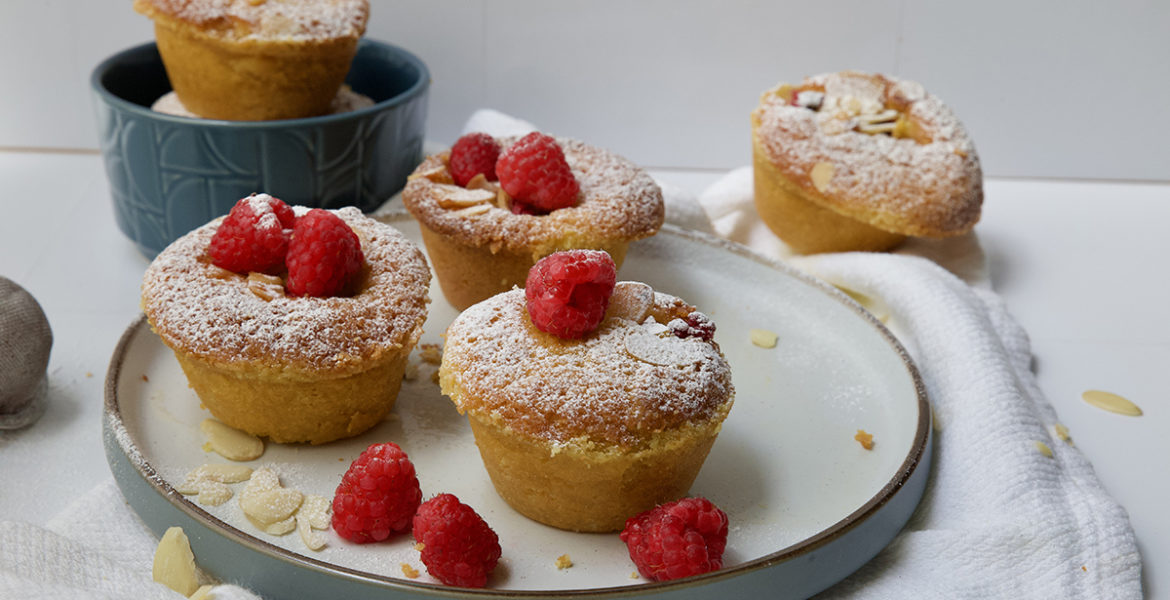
[751, 70, 983, 253]
[141, 207, 430, 445]
[439, 282, 734, 532]
[402, 137, 665, 311]
[133, 0, 369, 120]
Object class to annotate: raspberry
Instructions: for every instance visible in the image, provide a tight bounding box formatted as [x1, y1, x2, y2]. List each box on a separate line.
[412, 493, 501, 588]
[525, 250, 617, 339]
[668, 311, 716, 341]
[331, 442, 422, 544]
[495, 132, 579, 214]
[286, 209, 364, 297]
[449, 132, 501, 187]
[207, 193, 295, 274]
[619, 497, 729, 582]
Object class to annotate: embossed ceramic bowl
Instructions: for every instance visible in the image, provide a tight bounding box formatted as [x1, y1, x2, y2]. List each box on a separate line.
[91, 39, 429, 257]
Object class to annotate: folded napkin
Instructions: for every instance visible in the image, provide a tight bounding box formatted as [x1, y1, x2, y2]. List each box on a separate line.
[699, 167, 1142, 599]
[1, 112, 1140, 600]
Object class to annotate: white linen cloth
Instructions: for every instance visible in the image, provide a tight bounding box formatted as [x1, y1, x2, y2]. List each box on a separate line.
[0, 111, 1141, 599]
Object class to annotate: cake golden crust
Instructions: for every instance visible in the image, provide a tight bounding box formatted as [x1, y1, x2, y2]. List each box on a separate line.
[439, 284, 733, 531]
[134, 0, 369, 120]
[404, 137, 664, 259]
[141, 207, 430, 444]
[752, 71, 982, 240]
[142, 207, 430, 378]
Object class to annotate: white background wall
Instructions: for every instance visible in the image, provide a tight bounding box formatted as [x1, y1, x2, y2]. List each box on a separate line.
[1, 0, 1167, 181]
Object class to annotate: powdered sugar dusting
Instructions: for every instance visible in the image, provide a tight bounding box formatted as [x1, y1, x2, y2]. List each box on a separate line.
[136, 0, 369, 42]
[142, 207, 430, 375]
[441, 288, 733, 449]
[403, 137, 664, 257]
[753, 71, 982, 236]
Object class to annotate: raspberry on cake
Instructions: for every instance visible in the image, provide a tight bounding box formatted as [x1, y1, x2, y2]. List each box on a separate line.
[412, 493, 501, 588]
[525, 250, 617, 339]
[286, 208, 365, 297]
[449, 132, 501, 187]
[141, 206, 431, 444]
[207, 194, 295, 274]
[332, 442, 422, 543]
[620, 496, 729, 582]
[402, 133, 664, 311]
[438, 277, 734, 532]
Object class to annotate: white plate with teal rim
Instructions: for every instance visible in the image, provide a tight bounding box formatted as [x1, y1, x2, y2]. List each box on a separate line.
[104, 211, 931, 599]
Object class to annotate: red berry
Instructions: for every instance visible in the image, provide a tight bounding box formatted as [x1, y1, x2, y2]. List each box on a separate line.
[331, 442, 422, 544]
[412, 494, 501, 588]
[286, 209, 364, 297]
[620, 497, 729, 582]
[495, 132, 579, 214]
[525, 250, 617, 339]
[668, 311, 716, 341]
[449, 132, 501, 187]
[207, 193, 295, 274]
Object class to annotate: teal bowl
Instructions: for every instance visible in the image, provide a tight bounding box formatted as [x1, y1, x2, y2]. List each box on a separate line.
[91, 39, 429, 257]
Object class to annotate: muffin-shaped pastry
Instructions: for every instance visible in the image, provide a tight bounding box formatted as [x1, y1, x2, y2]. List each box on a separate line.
[751, 70, 983, 253]
[403, 132, 665, 311]
[142, 202, 430, 444]
[440, 252, 734, 532]
[134, 0, 369, 120]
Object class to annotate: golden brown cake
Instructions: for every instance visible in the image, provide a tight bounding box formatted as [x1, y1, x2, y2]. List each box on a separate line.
[134, 0, 369, 121]
[751, 71, 983, 253]
[141, 207, 430, 444]
[439, 282, 734, 532]
[402, 136, 665, 311]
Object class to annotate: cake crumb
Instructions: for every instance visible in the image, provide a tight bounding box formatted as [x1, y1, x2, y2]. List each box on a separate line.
[854, 429, 874, 450]
[1053, 423, 1073, 445]
[1081, 565, 1087, 572]
[1034, 441, 1053, 458]
[403, 360, 419, 381]
[85, 372, 93, 378]
[555, 554, 573, 570]
[401, 563, 419, 579]
[419, 343, 443, 365]
[414, 542, 425, 552]
[430, 369, 441, 385]
[142, 374, 150, 382]
[630, 571, 640, 579]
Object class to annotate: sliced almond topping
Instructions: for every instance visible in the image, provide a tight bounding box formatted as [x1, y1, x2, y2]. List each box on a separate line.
[496, 187, 513, 211]
[857, 121, 897, 135]
[1034, 441, 1054, 458]
[1081, 390, 1142, 416]
[200, 419, 264, 462]
[856, 108, 899, 124]
[604, 282, 655, 323]
[207, 265, 240, 281]
[452, 203, 491, 218]
[465, 173, 500, 193]
[407, 165, 451, 184]
[810, 162, 835, 193]
[246, 272, 285, 301]
[152, 527, 199, 597]
[432, 184, 495, 208]
[749, 329, 778, 349]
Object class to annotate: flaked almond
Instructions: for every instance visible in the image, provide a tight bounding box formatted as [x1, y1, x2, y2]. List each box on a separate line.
[200, 419, 264, 462]
[810, 162, 835, 193]
[407, 165, 452, 184]
[297, 514, 327, 551]
[749, 328, 778, 349]
[432, 184, 495, 208]
[623, 325, 707, 367]
[496, 187, 513, 211]
[262, 515, 298, 536]
[452, 203, 491, 218]
[856, 108, 899, 124]
[152, 527, 199, 597]
[246, 272, 285, 301]
[207, 265, 240, 281]
[239, 469, 303, 532]
[1081, 390, 1142, 416]
[604, 282, 655, 323]
[857, 121, 897, 135]
[465, 173, 500, 193]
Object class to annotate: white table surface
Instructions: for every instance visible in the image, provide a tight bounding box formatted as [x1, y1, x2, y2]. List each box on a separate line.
[0, 151, 1165, 597]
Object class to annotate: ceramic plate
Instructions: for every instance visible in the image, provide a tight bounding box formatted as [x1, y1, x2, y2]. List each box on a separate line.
[104, 213, 931, 599]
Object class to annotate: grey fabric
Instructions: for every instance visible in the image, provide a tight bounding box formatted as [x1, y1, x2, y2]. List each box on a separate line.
[0, 277, 52, 429]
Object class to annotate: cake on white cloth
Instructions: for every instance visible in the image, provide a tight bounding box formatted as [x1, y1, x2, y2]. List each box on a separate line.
[0, 111, 1141, 599]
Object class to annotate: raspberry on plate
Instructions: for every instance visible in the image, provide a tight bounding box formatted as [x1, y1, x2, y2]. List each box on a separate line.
[331, 442, 422, 544]
[620, 496, 729, 582]
[412, 493, 501, 588]
[449, 132, 501, 187]
[495, 132, 580, 214]
[525, 250, 617, 339]
[207, 193, 295, 274]
[286, 208, 364, 297]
